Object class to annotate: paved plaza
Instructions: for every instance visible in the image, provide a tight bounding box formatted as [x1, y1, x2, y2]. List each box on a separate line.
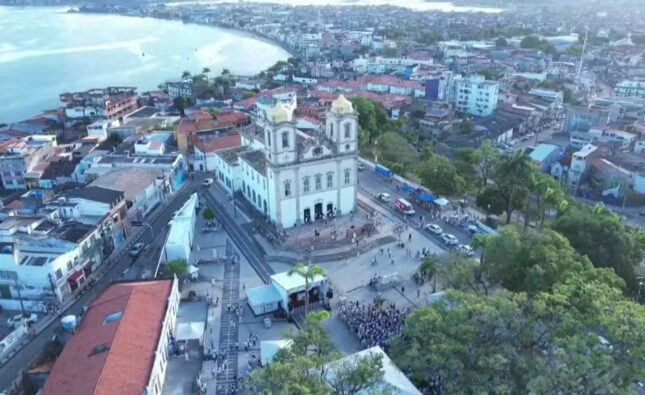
[164, 186, 457, 394]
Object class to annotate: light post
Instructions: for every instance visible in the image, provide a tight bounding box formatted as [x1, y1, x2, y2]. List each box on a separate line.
[637, 277, 644, 303]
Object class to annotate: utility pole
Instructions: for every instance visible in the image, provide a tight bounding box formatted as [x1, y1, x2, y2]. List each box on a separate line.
[14, 280, 26, 316]
[576, 30, 588, 86]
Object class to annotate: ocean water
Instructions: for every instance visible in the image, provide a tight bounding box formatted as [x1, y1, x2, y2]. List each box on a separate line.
[0, 6, 291, 123]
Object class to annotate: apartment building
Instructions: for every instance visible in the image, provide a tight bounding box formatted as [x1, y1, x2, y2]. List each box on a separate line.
[454, 75, 499, 116]
[60, 87, 139, 121]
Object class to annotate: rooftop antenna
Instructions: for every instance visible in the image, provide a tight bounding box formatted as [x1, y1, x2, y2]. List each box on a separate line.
[576, 30, 588, 85]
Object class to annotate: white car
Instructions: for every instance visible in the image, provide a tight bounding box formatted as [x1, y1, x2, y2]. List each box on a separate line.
[202, 178, 214, 187]
[441, 233, 458, 246]
[129, 242, 145, 257]
[357, 163, 367, 171]
[7, 313, 37, 328]
[457, 244, 475, 256]
[425, 224, 443, 235]
[377, 192, 390, 202]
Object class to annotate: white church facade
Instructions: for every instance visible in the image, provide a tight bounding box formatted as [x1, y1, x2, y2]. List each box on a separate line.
[212, 95, 358, 229]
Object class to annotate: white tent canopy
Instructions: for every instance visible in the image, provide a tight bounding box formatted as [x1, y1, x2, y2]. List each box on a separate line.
[325, 346, 422, 395]
[260, 339, 293, 366]
[434, 197, 449, 207]
[175, 322, 205, 342]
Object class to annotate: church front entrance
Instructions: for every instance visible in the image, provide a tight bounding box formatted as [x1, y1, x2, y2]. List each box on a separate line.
[314, 203, 323, 220]
[304, 208, 311, 223]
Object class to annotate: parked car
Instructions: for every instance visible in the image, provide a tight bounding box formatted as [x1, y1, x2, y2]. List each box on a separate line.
[7, 313, 37, 328]
[377, 192, 390, 202]
[202, 178, 214, 187]
[425, 224, 443, 235]
[441, 233, 458, 246]
[357, 163, 367, 171]
[129, 242, 145, 257]
[457, 244, 475, 257]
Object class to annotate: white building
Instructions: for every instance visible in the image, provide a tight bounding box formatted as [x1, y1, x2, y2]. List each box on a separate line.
[528, 88, 564, 109]
[454, 75, 499, 116]
[614, 78, 645, 99]
[163, 192, 197, 262]
[86, 119, 120, 141]
[89, 168, 165, 221]
[568, 143, 599, 188]
[0, 217, 102, 310]
[213, 95, 358, 229]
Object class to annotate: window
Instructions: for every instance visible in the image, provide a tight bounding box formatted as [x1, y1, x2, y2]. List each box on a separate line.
[330, 123, 334, 138]
[344, 169, 351, 185]
[55, 269, 62, 280]
[267, 132, 271, 147]
[303, 177, 310, 193]
[281, 131, 289, 148]
[327, 173, 333, 188]
[284, 181, 291, 197]
[104, 311, 123, 324]
[67, 261, 73, 270]
[344, 123, 351, 138]
[315, 174, 322, 191]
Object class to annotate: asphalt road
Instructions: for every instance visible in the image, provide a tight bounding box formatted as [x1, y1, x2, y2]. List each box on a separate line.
[357, 170, 473, 248]
[0, 179, 201, 391]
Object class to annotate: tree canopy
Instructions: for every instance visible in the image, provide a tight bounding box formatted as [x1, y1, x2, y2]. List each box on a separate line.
[415, 156, 466, 197]
[483, 227, 597, 294]
[392, 279, 645, 394]
[245, 314, 387, 395]
[351, 97, 390, 146]
[376, 132, 418, 173]
[552, 204, 645, 294]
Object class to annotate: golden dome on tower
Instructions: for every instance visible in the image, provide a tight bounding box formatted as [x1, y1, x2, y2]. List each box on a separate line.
[268, 102, 292, 124]
[330, 94, 354, 114]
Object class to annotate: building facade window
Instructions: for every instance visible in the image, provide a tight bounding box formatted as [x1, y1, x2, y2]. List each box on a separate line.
[344, 169, 351, 185]
[315, 174, 322, 191]
[330, 123, 334, 138]
[282, 132, 289, 148]
[327, 173, 333, 188]
[267, 133, 271, 147]
[303, 177, 310, 193]
[344, 123, 351, 138]
[284, 181, 291, 197]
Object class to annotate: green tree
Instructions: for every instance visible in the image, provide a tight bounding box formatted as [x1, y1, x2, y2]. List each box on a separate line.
[165, 259, 188, 278]
[202, 207, 215, 221]
[181, 70, 191, 80]
[495, 36, 508, 47]
[483, 227, 593, 294]
[173, 96, 193, 116]
[493, 151, 535, 224]
[287, 264, 326, 319]
[552, 204, 645, 294]
[392, 280, 645, 394]
[351, 97, 390, 145]
[436, 254, 488, 295]
[375, 132, 418, 173]
[476, 187, 506, 215]
[415, 156, 466, 197]
[458, 140, 498, 188]
[246, 312, 386, 395]
[201, 67, 211, 76]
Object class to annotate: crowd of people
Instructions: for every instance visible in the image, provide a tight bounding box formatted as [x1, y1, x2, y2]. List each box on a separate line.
[339, 299, 409, 350]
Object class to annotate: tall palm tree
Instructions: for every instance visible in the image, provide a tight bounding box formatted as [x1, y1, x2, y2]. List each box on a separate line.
[494, 151, 534, 224]
[288, 263, 326, 319]
[470, 234, 493, 266]
[181, 70, 191, 80]
[202, 67, 211, 76]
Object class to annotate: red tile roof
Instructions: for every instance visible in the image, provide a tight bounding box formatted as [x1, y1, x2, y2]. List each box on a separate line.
[215, 111, 248, 126]
[42, 280, 173, 395]
[176, 120, 197, 134]
[195, 132, 242, 153]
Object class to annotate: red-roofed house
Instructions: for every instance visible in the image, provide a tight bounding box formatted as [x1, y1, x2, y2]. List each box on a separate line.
[193, 132, 243, 171]
[176, 111, 249, 153]
[41, 279, 180, 395]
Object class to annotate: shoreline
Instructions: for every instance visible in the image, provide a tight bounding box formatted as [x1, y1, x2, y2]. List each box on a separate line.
[73, 9, 299, 60]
